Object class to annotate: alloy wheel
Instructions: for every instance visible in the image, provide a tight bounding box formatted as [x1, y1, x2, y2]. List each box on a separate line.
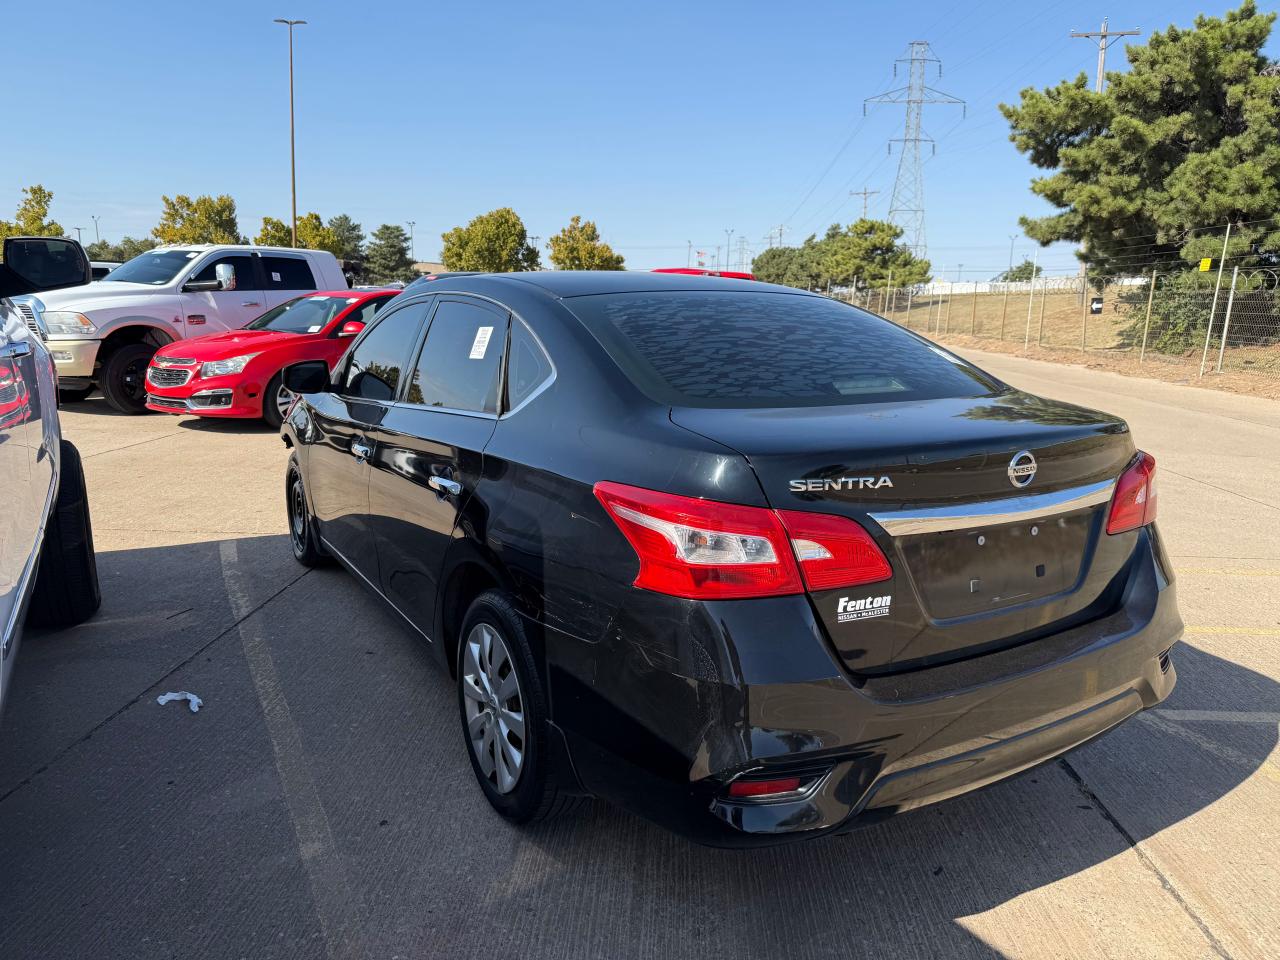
[276, 383, 295, 420]
[461, 622, 526, 794]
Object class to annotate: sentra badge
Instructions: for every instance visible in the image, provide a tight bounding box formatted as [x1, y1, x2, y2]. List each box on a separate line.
[836, 595, 892, 623]
[790, 476, 893, 493]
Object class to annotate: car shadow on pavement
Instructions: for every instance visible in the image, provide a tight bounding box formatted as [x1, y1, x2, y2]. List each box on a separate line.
[176, 415, 278, 434]
[0, 533, 1273, 960]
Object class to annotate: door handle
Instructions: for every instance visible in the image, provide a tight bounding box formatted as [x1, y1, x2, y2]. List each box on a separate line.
[241, 301, 261, 307]
[428, 476, 462, 497]
[350, 439, 373, 462]
[0, 340, 32, 359]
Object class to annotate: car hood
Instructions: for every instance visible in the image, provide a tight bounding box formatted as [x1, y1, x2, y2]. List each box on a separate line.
[33, 280, 175, 313]
[155, 328, 304, 361]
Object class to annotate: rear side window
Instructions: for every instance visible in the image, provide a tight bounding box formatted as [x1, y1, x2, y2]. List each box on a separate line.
[261, 255, 316, 291]
[566, 291, 1004, 408]
[506, 319, 554, 410]
[405, 299, 508, 413]
[341, 302, 429, 401]
[191, 255, 260, 290]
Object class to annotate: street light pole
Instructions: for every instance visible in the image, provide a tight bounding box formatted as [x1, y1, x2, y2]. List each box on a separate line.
[1008, 234, 1017, 274]
[91, 215, 101, 243]
[274, 18, 307, 247]
[72, 226, 83, 243]
[724, 229, 734, 271]
[405, 221, 416, 262]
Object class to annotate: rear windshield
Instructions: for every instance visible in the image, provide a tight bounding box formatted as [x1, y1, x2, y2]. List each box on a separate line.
[566, 291, 1005, 408]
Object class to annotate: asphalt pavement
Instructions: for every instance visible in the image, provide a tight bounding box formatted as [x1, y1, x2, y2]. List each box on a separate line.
[1, 350, 1277, 960]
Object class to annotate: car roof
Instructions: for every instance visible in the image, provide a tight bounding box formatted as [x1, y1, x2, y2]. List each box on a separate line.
[299, 289, 395, 300]
[481, 270, 807, 299]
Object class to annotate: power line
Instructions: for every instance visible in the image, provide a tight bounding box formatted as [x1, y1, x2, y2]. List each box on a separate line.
[850, 187, 880, 218]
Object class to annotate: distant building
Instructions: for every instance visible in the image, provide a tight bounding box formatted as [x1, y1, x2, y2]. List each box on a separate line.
[413, 261, 447, 275]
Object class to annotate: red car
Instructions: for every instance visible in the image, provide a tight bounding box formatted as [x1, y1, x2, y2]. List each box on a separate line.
[145, 289, 398, 427]
[652, 267, 756, 281]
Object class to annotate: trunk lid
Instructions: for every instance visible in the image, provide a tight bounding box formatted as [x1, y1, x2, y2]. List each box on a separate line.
[671, 391, 1136, 673]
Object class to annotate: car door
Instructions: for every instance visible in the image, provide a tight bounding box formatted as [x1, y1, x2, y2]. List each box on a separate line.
[0, 308, 40, 692]
[369, 296, 509, 638]
[260, 254, 320, 311]
[304, 298, 432, 584]
[181, 253, 266, 334]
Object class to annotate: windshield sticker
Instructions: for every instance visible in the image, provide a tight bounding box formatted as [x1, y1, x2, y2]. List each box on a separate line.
[307, 325, 322, 333]
[346, 298, 358, 304]
[836, 594, 892, 623]
[185, 252, 199, 258]
[469, 326, 494, 360]
[308, 295, 327, 301]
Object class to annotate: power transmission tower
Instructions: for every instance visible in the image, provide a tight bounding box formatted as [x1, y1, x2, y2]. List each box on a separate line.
[849, 187, 880, 219]
[1070, 18, 1139, 93]
[736, 236, 749, 271]
[865, 41, 964, 260]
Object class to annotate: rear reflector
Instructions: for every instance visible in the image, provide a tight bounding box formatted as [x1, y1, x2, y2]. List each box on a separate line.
[1106, 451, 1157, 535]
[593, 481, 891, 600]
[727, 776, 802, 798]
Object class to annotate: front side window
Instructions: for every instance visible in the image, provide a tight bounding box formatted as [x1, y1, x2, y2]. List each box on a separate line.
[190, 255, 260, 291]
[341, 302, 429, 401]
[406, 299, 508, 413]
[101, 249, 200, 285]
[261, 256, 317, 291]
[566, 291, 1005, 409]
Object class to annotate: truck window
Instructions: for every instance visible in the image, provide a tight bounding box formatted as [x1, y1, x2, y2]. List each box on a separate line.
[261, 256, 317, 291]
[190, 255, 261, 291]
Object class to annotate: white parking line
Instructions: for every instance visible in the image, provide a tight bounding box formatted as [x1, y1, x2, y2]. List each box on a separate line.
[1155, 710, 1280, 725]
[219, 540, 370, 959]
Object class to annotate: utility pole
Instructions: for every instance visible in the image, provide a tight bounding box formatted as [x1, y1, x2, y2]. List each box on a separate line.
[1070, 18, 1140, 93]
[736, 236, 749, 271]
[687, 240, 692, 266]
[273, 18, 307, 247]
[90, 215, 101, 243]
[1008, 234, 1018, 274]
[405, 221, 416, 262]
[72, 226, 83, 243]
[865, 41, 964, 260]
[724, 229, 734, 271]
[849, 188, 880, 219]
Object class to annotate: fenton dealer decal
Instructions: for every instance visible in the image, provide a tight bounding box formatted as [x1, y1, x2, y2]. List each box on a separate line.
[836, 594, 892, 623]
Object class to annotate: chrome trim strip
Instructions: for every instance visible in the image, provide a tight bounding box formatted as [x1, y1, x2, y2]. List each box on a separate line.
[869, 478, 1116, 536]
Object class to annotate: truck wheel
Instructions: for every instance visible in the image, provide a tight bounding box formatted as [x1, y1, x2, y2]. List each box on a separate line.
[58, 386, 94, 403]
[99, 343, 156, 414]
[28, 440, 101, 628]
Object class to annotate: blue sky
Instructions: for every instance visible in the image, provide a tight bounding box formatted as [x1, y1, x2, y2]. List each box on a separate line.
[3, 1, 1269, 275]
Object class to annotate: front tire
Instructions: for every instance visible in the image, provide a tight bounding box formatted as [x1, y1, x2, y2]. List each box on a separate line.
[28, 440, 101, 628]
[457, 590, 577, 823]
[99, 343, 156, 414]
[286, 459, 328, 567]
[262, 371, 292, 429]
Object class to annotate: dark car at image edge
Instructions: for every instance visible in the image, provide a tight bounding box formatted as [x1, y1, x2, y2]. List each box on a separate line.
[279, 271, 1180, 847]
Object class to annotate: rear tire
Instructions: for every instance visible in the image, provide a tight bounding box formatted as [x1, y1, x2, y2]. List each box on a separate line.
[99, 343, 156, 414]
[28, 440, 101, 628]
[457, 590, 579, 823]
[286, 459, 328, 567]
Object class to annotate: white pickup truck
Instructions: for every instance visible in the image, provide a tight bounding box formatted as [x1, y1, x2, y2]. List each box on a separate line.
[19, 244, 347, 413]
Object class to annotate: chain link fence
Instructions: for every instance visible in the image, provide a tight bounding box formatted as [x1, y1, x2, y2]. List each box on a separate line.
[841, 266, 1280, 396]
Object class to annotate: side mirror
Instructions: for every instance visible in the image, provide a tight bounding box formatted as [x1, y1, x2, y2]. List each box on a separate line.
[215, 263, 236, 291]
[0, 236, 92, 297]
[337, 320, 365, 338]
[283, 359, 331, 394]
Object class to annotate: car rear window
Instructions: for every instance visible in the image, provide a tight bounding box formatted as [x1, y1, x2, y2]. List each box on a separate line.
[565, 291, 1004, 408]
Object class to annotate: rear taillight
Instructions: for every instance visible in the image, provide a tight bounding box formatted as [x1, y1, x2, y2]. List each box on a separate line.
[777, 510, 892, 591]
[593, 481, 891, 600]
[1106, 451, 1157, 534]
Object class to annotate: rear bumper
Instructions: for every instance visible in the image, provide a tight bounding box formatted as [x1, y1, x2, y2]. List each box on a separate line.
[48, 338, 99, 378]
[555, 525, 1181, 847]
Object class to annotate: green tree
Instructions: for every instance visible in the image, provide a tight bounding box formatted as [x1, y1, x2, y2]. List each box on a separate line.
[821, 218, 931, 289]
[86, 236, 158, 262]
[327, 214, 365, 262]
[255, 212, 341, 255]
[0, 184, 65, 239]
[1000, 2, 1280, 274]
[547, 215, 624, 270]
[441, 207, 541, 272]
[750, 246, 799, 284]
[995, 258, 1044, 282]
[152, 194, 243, 245]
[364, 224, 417, 283]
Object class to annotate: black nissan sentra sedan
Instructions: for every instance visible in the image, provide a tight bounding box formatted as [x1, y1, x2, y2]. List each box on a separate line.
[280, 271, 1180, 847]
